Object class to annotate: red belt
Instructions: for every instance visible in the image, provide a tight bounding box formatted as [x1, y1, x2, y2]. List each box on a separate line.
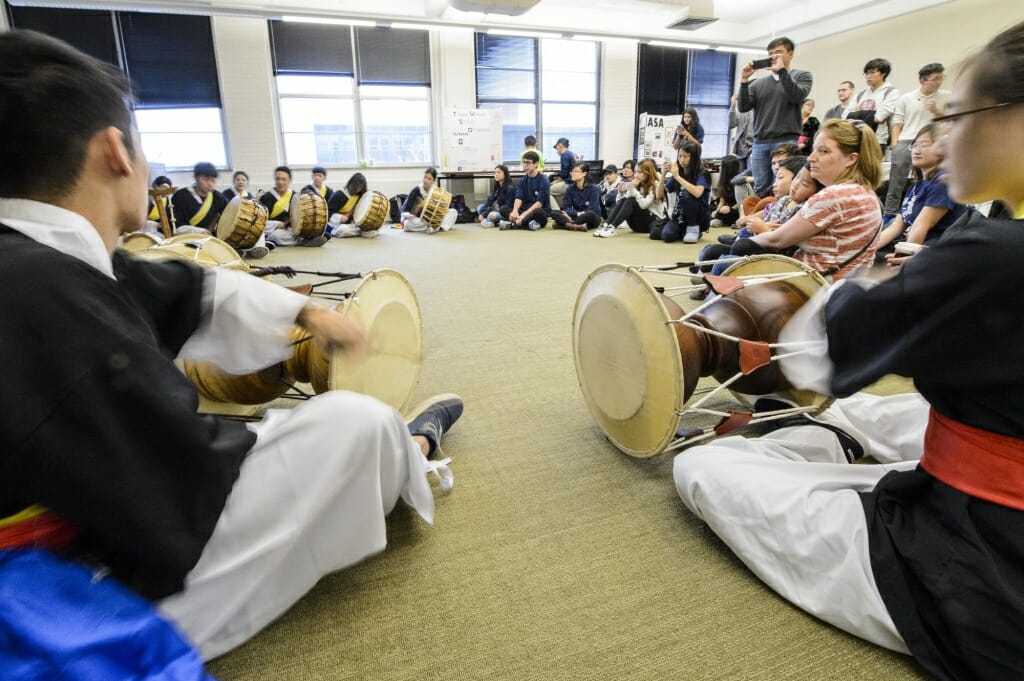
[0, 506, 78, 552]
[920, 409, 1024, 511]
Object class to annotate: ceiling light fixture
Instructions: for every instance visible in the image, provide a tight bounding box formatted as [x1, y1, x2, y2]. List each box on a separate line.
[648, 40, 710, 50]
[281, 16, 377, 27]
[713, 46, 764, 54]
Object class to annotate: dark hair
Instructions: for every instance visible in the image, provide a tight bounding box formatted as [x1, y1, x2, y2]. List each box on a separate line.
[311, 166, 327, 176]
[524, 135, 537, 146]
[863, 58, 892, 79]
[522, 150, 540, 164]
[572, 162, 591, 185]
[682, 107, 701, 132]
[232, 170, 249, 181]
[423, 167, 438, 180]
[151, 175, 172, 188]
[274, 165, 292, 179]
[621, 159, 636, 171]
[961, 21, 1024, 107]
[801, 161, 826, 192]
[918, 63, 944, 80]
[346, 172, 367, 196]
[1, 30, 134, 202]
[911, 123, 944, 182]
[194, 161, 218, 179]
[777, 155, 808, 178]
[677, 141, 703, 184]
[493, 164, 511, 192]
[716, 155, 741, 204]
[766, 37, 795, 52]
[771, 143, 800, 159]
[840, 80, 856, 90]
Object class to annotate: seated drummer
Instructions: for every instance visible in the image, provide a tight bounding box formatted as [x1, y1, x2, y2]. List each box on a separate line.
[172, 161, 227, 236]
[0, 29, 463, 666]
[301, 166, 333, 202]
[221, 170, 252, 202]
[327, 172, 369, 238]
[401, 167, 457, 234]
[142, 175, 172, 237]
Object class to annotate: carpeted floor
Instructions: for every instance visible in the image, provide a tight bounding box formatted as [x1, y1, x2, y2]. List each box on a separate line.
[207, 222, 929, 681]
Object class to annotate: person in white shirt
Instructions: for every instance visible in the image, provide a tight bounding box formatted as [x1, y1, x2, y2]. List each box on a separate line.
[852, 59, 900, 153]
[883, 63, 949, 217]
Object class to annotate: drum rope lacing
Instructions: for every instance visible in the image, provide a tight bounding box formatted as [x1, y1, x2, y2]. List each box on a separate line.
[634, 262, 827, 453]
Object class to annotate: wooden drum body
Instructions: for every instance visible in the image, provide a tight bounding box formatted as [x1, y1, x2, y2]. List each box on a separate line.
[572, 255, 831, 458]
[353, 191, 390, 232]
[217, 197, 268, 251]
[421, 186, 452, 229]
[290, 192, 329, 239]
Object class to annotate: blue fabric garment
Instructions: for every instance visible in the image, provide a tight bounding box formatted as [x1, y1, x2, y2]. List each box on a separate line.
[563, 184, 601, 218]
[557, 150, 575, 181]
[515, 173, 551, 210]
[898, 171, 966, 244]
[0, 549, 215, 681]
[479, 181, 516, 215]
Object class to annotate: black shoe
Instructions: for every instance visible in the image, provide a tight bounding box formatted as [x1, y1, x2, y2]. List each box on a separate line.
[718, 234, 737, 246]
[265, 241, 276, 251]
[753, 398, 864, 463]
[406, 393, 464, 459]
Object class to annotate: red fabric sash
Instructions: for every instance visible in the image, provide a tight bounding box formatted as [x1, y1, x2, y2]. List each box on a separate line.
[920, 408, 1024, 511]
[0, 508, 78, 551]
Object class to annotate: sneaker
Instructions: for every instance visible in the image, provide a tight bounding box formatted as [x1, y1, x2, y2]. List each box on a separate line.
[683, 225, 701, 244]
[498, 220, 513, 230]
[241, 245, 269, 259]
[298, 235, 329, 247]
[596, 224, 618, 238]
[480, 220, 495, 229]
[360, 229, 379, 239]
[335, 223, 362, 238]
[265, 241, 276, 251]
[709, 218, 724, 228]
[527, 220, 542, 231]
[753, 397, 864, 463]
[405, 393, 464, 460]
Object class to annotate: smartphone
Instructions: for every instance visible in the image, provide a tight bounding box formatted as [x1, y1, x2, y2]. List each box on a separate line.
[751, 57, 773, 69]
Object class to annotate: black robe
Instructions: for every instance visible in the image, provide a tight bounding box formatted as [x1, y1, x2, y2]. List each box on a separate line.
[0, 226, 253, 600]
[171, 187, 227, 231]
[824, 212, 1024, 681]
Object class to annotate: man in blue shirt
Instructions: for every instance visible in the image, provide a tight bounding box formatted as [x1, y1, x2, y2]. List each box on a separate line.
[548, 137, 576, 209]
[506, 151, 550, 231]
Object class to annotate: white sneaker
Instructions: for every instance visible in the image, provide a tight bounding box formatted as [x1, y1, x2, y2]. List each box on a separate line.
[360, 229, 379, 238]
[683, 225, 700, 244]
[527, 220, 542, 231]
[334, 223, 362, 238]
[498, 220, 513, 230]
[439, 208, 458, 232]
[480, 220, 495, 229]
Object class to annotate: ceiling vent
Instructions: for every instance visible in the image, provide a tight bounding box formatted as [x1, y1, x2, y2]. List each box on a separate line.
[448, 0, 542, 16]
[666, 0, 717, 31]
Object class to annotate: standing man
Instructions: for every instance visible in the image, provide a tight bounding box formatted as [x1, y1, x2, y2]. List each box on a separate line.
[738, 37, 813, 197]
[883, 63, 948, 218]
[852, 59, 900, 154]
[172, 162, 227, 236]
[549, 137, 575, 209]
[506, 151, 549, 231]
[823, 81, 856, 122]
[728, 94, 753, 171]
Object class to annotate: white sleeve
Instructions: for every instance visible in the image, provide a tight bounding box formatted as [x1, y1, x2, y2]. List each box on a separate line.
[177, 268, 310, 374]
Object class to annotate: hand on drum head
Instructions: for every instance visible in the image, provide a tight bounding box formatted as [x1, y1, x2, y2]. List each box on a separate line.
[296, 304, 366, 357]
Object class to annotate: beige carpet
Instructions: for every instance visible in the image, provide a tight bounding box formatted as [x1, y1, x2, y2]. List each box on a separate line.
[207, 223, 929, 681]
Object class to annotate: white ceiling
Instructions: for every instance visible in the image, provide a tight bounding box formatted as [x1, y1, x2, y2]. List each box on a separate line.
[12, 0, 955, 48]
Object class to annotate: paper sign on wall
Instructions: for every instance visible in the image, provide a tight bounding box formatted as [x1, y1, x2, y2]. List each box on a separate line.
[442, 108, 503, 172]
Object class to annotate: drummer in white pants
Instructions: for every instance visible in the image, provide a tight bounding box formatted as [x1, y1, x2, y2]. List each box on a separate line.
[401, 167, 457, 233]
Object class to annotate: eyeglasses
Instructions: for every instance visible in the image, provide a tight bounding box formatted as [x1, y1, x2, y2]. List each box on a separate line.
[910, 141, 933, 151]
[522, 160, 536, 166]
[931, 102, 1012, 123]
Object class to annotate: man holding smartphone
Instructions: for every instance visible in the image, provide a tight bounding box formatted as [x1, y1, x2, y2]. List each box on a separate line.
[738, 37, 813, 197]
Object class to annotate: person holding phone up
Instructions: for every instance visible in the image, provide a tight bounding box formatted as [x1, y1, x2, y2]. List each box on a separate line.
[738, 37, 813, 198]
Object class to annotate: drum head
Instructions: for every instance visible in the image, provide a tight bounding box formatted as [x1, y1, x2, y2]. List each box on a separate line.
[120, 232, 161, 252]
[136, 234, 244, 270]
[329, 269, 423, 412]
[352, 192, 373, 225]
[216, 197, 241, 241]
[572, 264, 684, 458]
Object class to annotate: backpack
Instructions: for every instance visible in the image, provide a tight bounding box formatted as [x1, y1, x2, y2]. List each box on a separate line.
[389, 194, 408, 223]
[450, 194, 476, 223]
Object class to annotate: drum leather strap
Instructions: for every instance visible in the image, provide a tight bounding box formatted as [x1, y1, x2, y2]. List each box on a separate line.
[271, 190, 293, 219]
[189, 187, 215, 226]
[340, 194, 358, 215]
[0, 504, 78, 551]
[920, 408, 1024, 511]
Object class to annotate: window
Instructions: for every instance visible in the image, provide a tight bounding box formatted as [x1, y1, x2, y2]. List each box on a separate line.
[475, 34, 600, 164]
[6, 5, 229, 170]
[270, 21, 433, 167]
[635, 44, 735, 159]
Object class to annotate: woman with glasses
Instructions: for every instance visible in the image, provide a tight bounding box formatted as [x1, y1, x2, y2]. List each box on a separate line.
[875, 122, 966, 260]
[551, 163, 601, 231]
[675, 20, 1024, 681]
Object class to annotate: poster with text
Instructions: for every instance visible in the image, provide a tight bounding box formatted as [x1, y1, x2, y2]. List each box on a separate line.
[442, 108, 503, 172]
[637, 113, 682, 164]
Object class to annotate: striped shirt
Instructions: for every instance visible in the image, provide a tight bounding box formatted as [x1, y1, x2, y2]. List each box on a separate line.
[797, 183, 880, 279]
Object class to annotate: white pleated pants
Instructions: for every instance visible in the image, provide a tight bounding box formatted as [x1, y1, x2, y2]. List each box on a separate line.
[159, 391, 434, 660]
[674, 392, 929, 653]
